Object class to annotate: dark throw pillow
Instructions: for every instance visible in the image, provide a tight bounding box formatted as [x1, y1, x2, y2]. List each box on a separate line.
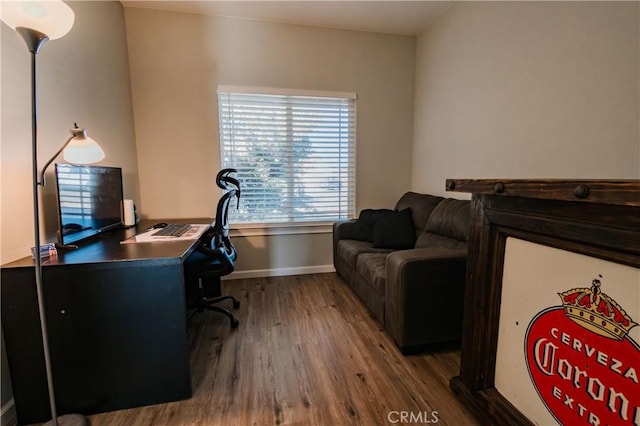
[350, 208, 395, 241]
[372, 208, 415, 249]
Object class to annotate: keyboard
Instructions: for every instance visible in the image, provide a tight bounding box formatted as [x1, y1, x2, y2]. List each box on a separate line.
[151, 223, 192, 237]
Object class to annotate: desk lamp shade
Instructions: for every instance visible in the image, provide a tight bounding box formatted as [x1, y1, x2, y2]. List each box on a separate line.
[0, 0, 74, 40]
[63, 128, 105, 164]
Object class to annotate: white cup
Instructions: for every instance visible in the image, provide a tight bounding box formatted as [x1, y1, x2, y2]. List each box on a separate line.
[123, 199, 137, 226]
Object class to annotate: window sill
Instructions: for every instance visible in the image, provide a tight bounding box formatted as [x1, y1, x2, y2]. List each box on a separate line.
[229, 222, 335, 237]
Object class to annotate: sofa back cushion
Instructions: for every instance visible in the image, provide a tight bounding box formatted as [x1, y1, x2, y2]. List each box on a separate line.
[423, 199, 471, 242]
[414, 232, 468, 250]
[394, 192, 443, 234]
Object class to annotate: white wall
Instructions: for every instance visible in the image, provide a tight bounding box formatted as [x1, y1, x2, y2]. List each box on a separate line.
[124, 8, 416, 275]
[412, 1, 640, 197]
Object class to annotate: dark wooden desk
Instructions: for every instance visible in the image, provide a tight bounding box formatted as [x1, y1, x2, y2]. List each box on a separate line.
[1, 219, 212, 425]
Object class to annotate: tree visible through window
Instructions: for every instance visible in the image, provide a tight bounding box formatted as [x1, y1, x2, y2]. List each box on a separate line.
[217, 87, 356, 224]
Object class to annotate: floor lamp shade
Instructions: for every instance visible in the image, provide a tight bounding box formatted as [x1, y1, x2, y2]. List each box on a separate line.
[0, 0, 74, 39]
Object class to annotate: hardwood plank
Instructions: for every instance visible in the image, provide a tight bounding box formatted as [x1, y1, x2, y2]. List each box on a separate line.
[85, 273, 479, 426]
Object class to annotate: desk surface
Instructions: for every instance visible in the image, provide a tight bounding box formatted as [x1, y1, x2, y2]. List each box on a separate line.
[3, 218, 213, 268]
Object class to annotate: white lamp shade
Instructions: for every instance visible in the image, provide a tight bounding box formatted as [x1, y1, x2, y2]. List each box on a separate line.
[63, 136, 105, 164]
[0, 0, 74, 40]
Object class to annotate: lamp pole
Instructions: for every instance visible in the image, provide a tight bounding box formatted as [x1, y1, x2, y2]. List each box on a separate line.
[3, 2, 99, 424]
[8, 24, 91, 426]
[17, 26, 62, 426]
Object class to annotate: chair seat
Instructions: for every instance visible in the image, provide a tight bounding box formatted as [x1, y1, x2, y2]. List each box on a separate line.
[184, 249, 231, 277]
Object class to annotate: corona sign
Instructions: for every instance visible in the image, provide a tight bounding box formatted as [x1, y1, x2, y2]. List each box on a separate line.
[525, 277, 640, 425]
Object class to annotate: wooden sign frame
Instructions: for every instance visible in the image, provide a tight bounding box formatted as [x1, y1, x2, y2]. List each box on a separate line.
[446, 179, 640, 425]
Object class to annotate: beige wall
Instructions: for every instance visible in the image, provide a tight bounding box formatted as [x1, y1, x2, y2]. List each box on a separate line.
[124, 8, 416, 274]
[1, 1, 139, 265]
[412, 1, 640, 197]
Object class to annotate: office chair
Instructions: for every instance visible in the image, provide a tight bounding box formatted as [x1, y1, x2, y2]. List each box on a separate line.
[184, 168, 241, 328]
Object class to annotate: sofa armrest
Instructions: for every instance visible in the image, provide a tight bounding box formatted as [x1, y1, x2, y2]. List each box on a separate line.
[333, 219, 358, 241]
[333, 220, 358, 270]
[387, 248, 467, 276]
[385, 248, 467, 352]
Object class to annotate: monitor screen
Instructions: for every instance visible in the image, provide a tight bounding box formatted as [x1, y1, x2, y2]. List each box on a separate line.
[55, 163, 124, 246]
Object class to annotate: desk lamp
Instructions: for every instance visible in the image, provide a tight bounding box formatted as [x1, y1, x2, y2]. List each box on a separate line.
[2, 1, 104, 425]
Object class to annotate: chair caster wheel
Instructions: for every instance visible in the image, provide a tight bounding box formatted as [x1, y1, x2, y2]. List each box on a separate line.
[233, 300, 240, 309]
[230, 319, 239, 328]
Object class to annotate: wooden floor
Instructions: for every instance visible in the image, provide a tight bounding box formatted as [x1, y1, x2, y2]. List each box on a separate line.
[87, 273, 479, 426]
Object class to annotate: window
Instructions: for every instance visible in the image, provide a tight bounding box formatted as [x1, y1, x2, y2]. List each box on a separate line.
[217, 86, 356, 225]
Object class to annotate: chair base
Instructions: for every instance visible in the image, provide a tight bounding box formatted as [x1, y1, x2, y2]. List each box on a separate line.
[187, 280, 240, 328]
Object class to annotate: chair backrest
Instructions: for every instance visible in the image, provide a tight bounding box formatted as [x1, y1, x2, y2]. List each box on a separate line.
[199, 170, 241, 265]
[209, 188, 239, 260]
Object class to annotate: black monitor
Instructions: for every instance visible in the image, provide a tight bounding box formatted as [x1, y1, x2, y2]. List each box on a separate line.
[55, 163, 124, 246]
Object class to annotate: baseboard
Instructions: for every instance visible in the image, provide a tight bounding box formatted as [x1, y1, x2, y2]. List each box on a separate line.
[1, 399, 16, 426]
[224, 264, 335, 280]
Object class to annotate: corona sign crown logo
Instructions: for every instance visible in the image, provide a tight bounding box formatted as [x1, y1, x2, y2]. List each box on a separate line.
[525, 276, 639, 425]
[559, 277, 637, 340]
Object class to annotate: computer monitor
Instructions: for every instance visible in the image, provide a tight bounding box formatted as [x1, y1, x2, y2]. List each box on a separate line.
[55, 163, 124, 246]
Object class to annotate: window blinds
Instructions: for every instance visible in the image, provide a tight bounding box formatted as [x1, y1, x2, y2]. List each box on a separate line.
[217, 88, 356, 224]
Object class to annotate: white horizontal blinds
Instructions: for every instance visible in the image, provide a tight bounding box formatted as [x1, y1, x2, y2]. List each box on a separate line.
[218, 89, 356, 224]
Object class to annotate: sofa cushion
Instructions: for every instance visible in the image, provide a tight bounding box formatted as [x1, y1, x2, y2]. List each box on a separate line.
[424, 199, 471, 241]
[355, 276, 385, 322]
[372, 208, 415, 249]
[337, 239, 393, 266]
[395, 192, 444, 234]
[357, 252, 388, 295]
[350, 209, 395, 241]
[414, 232, 468, 250]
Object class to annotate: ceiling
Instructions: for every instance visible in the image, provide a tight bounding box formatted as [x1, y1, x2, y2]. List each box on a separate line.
[120, 1, 452, 36]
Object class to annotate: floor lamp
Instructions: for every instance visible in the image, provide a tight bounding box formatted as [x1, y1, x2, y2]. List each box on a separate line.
[1, 2, 104, 425]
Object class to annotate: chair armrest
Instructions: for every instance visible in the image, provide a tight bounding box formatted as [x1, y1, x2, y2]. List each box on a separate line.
[196, 244, 235, 275]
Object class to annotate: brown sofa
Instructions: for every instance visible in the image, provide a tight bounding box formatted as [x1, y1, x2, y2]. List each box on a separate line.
[333, 192, 470, 354]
